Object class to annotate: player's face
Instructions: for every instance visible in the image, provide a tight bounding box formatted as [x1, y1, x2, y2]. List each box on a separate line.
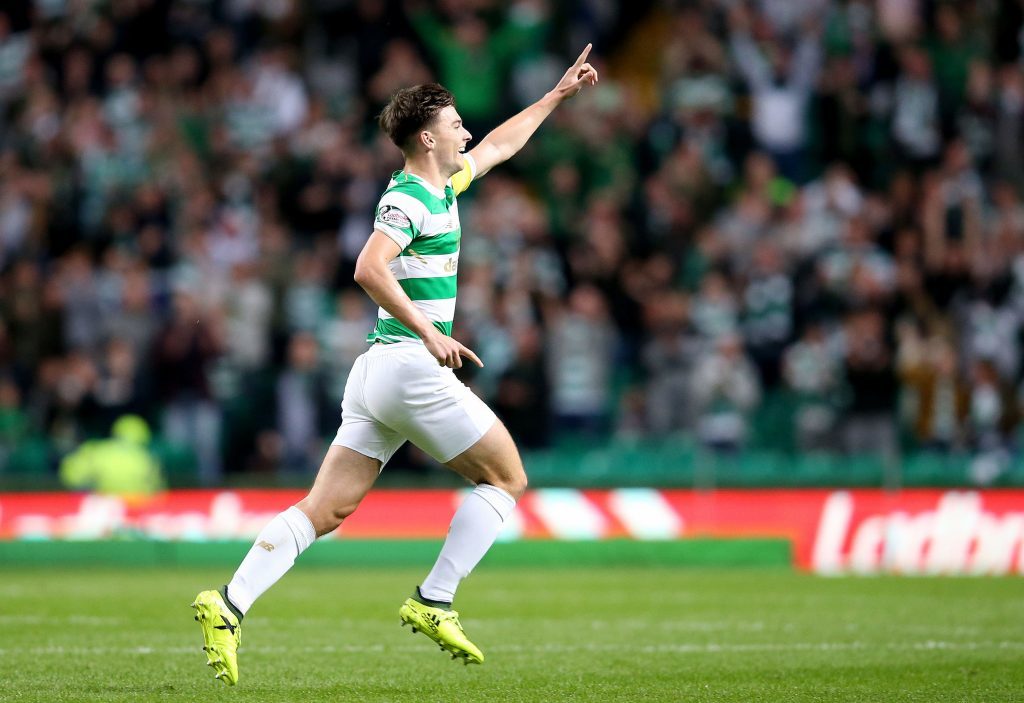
[428, 105, 472, 175]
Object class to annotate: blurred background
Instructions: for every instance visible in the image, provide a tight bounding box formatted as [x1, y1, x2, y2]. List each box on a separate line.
[2, 0, 1024, 494]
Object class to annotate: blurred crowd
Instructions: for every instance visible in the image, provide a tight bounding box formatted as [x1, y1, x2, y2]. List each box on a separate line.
[2, 0, 1024, 483]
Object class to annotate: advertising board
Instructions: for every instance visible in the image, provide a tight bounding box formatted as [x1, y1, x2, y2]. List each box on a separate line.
[1, 488, 1021, 574]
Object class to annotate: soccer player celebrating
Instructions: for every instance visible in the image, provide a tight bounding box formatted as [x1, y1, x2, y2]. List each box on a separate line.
[192, 44, 598, 684]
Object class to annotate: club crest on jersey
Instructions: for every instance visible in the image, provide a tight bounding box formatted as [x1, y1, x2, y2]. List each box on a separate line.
[378, 205, 411, 229]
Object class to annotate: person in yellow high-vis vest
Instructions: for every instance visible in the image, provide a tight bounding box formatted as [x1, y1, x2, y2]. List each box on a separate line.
[59, 415, 163, 499]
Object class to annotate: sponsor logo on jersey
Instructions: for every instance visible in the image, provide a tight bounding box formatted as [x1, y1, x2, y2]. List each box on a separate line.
[444, 257, 457, 273]
[378, 205, 411, 229]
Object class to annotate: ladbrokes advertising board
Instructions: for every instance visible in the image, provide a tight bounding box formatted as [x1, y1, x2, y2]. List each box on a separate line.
[1, 488, 1021, 574]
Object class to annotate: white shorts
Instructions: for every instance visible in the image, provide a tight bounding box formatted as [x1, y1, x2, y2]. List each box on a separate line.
[332, 341, 497, 466]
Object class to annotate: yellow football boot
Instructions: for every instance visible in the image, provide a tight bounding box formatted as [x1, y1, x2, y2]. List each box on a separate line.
[191, 589, 241, 685]
[399, 596, 484, 665]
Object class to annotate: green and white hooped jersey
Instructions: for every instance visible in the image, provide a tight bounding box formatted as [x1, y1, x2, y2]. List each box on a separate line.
[367, 155, 476, 344]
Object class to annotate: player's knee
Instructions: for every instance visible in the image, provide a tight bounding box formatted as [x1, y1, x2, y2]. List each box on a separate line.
[507, 470, 528, 500]
[485, 467, 527, 500]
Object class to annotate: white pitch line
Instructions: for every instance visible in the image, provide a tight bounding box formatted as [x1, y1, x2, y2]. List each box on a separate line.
[258, 617, 771, 633]
[0, 615, 126, 625]
[0, 641, 1021, 657]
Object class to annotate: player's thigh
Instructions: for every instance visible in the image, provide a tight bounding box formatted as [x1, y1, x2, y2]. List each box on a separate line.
[296, 445, 382, 536]
[361, 343, 526, 495]
[303, 349, 405, 534]
[445, 419, 527, 499]
[367, 353, 493, 464]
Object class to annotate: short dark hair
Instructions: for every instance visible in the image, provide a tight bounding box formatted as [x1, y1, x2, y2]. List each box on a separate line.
[379, 83, 455, 153]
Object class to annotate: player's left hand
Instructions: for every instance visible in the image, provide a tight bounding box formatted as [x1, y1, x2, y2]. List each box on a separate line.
[551, 43, 598, 102]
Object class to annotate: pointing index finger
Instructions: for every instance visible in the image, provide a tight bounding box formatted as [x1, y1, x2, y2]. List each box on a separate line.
[572, 43, 592, 69]
[461, 344, 484, 368]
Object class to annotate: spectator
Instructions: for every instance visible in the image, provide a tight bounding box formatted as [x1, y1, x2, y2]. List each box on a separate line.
[31, 351, 99, 455]
[101, 266, 159, 362]
[783, 321, 842, 451]
[890, 46, 942, 169]
[546, 285, 618, 435]
[994, 65, 1024, 188]
[691, 333, 762, 453]
[152, 290, 223, 485]
[0, 12, 30, 105]
[56, 248, 104, 354]
[224, 263, 274, 371]
[926, 4, 984, 121]
[897, 327, 969, 451]
[250, 47, 309, 137]
[494, 324, 551, 449]
[840, 308, 896, 457]
[320, 289, 377, 403]
[59, 414, 163, 500]
[729, 4, 823, 181]
[741, 240, 793, 385]
[92, 337, 151, 435]
[691, 269, 739, 341]
[967, 358, 1016, 485]
[818, 215, 896, 310]
[0, 376, 28, 469]
[275, 332, 332, 474]
[408, 2, 546, 133]
[642, 292, 699, 435]
[284, 251, 332, 333]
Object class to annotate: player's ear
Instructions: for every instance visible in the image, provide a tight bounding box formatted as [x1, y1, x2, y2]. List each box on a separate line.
[420, 130, 435, 152]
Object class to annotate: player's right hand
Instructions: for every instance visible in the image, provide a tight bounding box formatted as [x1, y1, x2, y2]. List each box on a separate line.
[423, 332, 483, 369]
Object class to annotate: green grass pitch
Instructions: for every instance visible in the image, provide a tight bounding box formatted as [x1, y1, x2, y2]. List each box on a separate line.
[0, 566, 1021, 702]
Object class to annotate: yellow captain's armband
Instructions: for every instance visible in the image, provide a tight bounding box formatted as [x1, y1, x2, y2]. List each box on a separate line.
[450, 155, 476, 196]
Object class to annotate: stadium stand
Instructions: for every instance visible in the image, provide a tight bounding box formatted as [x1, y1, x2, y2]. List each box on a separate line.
[2, 0, 1024, 489]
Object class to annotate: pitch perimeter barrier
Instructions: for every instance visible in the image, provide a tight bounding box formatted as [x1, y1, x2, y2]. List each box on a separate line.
[10, 439, 1024, 491]
[1, 489, 1023, 574]
[0, 538, 790, 568]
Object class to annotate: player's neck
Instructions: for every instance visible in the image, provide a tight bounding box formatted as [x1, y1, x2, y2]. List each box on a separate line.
[402, 156, 451, 191]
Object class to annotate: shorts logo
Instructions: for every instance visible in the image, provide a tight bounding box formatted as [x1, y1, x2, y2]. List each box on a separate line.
[256, 540, 275, 552]
[378, 205, 411, 230]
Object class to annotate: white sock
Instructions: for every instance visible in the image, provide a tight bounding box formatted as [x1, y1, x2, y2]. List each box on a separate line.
[419, 484, 517, 603]
[225, 506, 317, 615]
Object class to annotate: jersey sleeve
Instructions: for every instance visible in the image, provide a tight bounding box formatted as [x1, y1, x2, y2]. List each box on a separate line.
[450, 154, 477, 196]
[373, 192, 425, 249]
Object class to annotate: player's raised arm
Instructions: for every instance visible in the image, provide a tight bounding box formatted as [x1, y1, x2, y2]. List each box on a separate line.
[468, 43, 598, 178]
[354, 231, 482, 369]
